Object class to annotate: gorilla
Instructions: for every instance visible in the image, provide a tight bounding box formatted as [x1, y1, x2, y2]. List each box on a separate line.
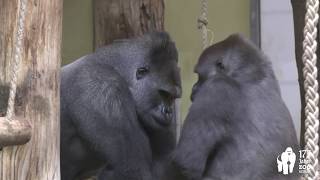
[60, 32, 181, 180]
[172, 34, 300, 180]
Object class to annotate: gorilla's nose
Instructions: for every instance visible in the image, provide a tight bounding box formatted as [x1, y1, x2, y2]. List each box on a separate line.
[191, 83, 199, 101]
[159, 86, 181, 100]
[190, 92, 195, 102]
[175, 86, 182, 98]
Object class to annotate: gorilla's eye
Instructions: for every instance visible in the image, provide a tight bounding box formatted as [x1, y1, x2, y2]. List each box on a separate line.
[136, 67, 149, 80]
[216, 60, 225, 70]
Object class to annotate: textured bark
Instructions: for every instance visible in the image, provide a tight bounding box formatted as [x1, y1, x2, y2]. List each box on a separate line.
[93, 0, 165, 48]
[291, 0, 320, 147]
[0, 0, 62, 179]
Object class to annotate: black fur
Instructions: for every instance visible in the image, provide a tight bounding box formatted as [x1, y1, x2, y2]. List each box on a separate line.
[60, 32, 181, 180]
[173, 34, 300, 180]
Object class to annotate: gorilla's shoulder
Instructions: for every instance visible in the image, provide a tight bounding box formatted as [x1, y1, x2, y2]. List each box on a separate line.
[61, 54, 127, 95]
[194, 77, 242, 108]
[202, 77, 241, 95]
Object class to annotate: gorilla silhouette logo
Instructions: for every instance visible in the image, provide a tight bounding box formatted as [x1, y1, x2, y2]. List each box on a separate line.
[277, 147, 296, 175]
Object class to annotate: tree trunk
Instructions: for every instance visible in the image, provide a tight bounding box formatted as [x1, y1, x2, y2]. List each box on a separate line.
[93, 0, 165, 48]
[0, 0, 62, 179]
[291, 0, 320, 148]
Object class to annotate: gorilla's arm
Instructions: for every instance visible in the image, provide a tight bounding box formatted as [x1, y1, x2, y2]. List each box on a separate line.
[173, 79, 237, 179]
[63, 61, 152, 179]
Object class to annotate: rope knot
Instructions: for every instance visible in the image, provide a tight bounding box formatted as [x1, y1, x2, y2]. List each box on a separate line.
[197, 16, 208, 29]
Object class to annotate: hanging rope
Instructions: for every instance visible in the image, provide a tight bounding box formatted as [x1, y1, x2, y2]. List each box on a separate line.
[5, 0, 27, 121]
[303, 0, 320, 179]
[198, 0, 209, 49]
[0, 0, 31, 147]
[198, 0, 214, 50]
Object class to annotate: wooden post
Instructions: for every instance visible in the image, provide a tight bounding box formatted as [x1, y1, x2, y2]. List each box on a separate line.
[0, 0, 62, 179]
[93, 0, 165, 48]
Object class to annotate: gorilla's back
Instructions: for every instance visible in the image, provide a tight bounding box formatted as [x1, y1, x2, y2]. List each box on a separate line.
[60, 54, 134, 179]
[205, 78, 299, 180]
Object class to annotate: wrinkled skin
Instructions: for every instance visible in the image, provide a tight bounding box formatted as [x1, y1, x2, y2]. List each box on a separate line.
[173, 34, 300, 180]
[60, 32, 181, 180]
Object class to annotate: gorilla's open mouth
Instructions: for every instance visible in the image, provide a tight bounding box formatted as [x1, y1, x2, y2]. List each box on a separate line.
[151, 104, 174, 126]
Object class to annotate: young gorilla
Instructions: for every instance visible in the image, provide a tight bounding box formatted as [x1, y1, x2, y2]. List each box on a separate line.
[173, 34, 300, 180]
[60, 32, 181, 180]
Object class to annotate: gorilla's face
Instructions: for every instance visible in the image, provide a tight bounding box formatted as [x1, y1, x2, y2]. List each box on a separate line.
[131, 51, 181, 129]
[126, 39, 181, 129]
[191, 45, 225, 101]
[191, 34, 269, 101]
[107, 33, 181, 129]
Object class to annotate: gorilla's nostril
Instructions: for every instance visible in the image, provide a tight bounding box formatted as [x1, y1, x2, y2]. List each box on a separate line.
[191, 83, 199, 101]
[190, 93, 195, 101]
[159, 86, 181, 99]
[176, 87, 182, 98]
[159, 89, 174, 102]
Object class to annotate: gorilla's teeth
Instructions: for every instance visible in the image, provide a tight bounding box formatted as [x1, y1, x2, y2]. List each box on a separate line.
[161, 106, 172, 115]
[161, 106, 166, 114]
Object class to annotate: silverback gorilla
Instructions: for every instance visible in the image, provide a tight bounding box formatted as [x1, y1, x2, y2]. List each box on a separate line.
[173, 34, 300, 180]
[60, 32, 181, 180]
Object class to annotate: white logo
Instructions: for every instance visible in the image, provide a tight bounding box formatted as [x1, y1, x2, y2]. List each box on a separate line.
[298, 149, 311, 174]
[277, 147, 296, 175]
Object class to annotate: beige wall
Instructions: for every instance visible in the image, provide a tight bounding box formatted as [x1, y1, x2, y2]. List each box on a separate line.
[165, 0, 250, 119]
[62, 0, 93, 65]
[62, 0, 250, 119]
